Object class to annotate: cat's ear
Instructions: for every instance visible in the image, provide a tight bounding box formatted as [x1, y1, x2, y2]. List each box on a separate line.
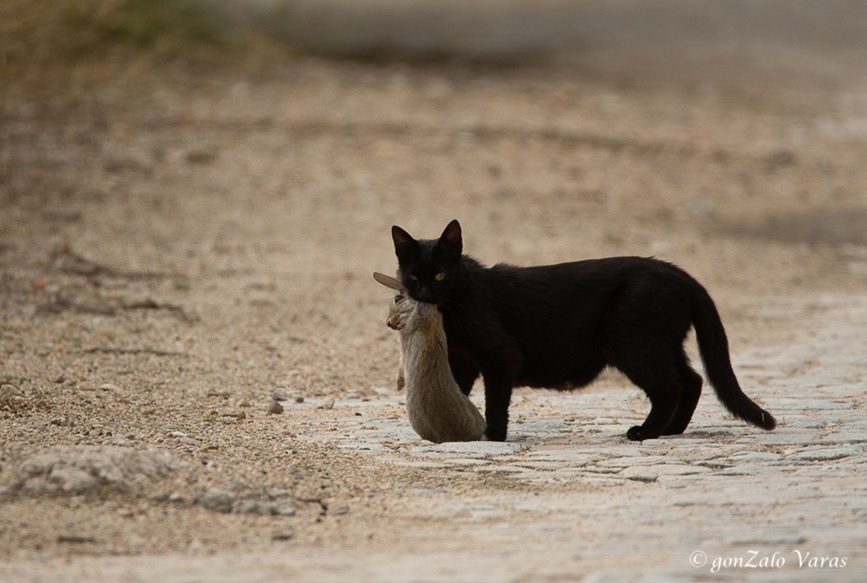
[391, 225, 418, 262]
[437, 219, 462, 260]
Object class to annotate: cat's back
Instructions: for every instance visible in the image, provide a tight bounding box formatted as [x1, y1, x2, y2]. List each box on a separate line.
[490, 255, 673, 278]
[483, 256, 697, 294]
[463, 256, 699, 330]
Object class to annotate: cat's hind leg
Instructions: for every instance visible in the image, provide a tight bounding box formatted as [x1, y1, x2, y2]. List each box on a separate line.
[662, 355, 703, 435]
[625, 383, 679, 441]
[609, 345, 681, 441]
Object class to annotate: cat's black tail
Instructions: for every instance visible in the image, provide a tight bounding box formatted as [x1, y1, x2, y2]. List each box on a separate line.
[691, 285, 776, 431]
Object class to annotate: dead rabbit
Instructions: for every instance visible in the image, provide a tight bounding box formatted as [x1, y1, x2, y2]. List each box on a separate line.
[374, 272, 485, 443]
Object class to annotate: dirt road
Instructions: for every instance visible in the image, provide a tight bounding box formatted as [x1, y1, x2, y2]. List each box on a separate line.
[1, 1, 866, 580]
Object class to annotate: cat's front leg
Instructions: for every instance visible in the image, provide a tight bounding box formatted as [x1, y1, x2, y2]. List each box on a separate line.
[448, 352, 480, 396]
[481, 371, 514, 442]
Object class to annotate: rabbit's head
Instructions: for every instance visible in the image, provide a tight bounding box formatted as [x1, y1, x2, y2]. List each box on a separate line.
[386, 293, 413, 330]
[376, 272, 438, 334]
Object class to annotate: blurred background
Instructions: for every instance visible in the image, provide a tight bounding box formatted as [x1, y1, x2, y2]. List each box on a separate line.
[2, 0, 866, 317]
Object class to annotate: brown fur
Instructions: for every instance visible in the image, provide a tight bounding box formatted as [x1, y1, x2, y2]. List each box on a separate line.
[377, 273, 485, 443]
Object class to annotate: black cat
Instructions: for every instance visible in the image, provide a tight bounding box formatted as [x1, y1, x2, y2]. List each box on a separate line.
[390, 219, 776, 442]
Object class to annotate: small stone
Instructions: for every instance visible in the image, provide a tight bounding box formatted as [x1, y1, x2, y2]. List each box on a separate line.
[57, 535, 96, 544]
[235, 499, 274, 515]
[236, 399, 251, 408]
[294, 396, 304, 404]
[185, 147, 218, 165]
[198, 488, 234, 513]
[318, 399, 335, 410]
[271, 531, 294, 541]
[765, 148, 797, 168]
[267, 400, 284, 415]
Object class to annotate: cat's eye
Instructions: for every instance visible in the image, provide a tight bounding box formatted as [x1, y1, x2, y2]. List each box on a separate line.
[434, 272, 446, 281]
[409, 274, 418, 281]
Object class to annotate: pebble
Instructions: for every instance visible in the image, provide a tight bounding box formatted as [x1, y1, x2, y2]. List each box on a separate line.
[197, 488, 234, 514]
[267, 400, 284, 415]
[235, 499, 276, 515]
[271, 531, 294, 541]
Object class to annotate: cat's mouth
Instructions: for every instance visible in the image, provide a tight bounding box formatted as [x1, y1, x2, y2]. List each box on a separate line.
[413, 291, 436, 304]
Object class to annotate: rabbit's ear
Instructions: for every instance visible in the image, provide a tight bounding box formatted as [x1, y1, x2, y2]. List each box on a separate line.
[373, 272, 407, 292]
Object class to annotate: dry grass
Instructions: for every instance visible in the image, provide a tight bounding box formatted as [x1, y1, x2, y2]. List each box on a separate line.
[1, 0, 237, 61]
[0, 0, 292, 99]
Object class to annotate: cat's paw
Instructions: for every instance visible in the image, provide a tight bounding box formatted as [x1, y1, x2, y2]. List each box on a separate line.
[626, 425, 660, 442]
[484, 426, 507, 442]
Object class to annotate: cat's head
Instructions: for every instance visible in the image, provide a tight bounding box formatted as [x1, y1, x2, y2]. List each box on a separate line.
[390, 219, 462, 305]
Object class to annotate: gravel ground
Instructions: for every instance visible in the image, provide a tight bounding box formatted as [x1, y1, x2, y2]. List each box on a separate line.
[1, 1, 866, 580]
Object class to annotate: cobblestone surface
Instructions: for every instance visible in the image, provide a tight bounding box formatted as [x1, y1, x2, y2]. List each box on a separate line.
[3, 295, 864, 581]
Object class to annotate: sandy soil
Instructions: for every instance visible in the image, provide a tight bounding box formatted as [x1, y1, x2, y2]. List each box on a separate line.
[1, 1, 866, 579]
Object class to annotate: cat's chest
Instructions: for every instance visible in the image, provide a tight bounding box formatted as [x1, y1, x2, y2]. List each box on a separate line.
[441, 306, 503, 350]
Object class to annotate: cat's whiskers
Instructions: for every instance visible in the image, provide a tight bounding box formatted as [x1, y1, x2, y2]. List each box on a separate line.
[439, 296, 466, 312]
